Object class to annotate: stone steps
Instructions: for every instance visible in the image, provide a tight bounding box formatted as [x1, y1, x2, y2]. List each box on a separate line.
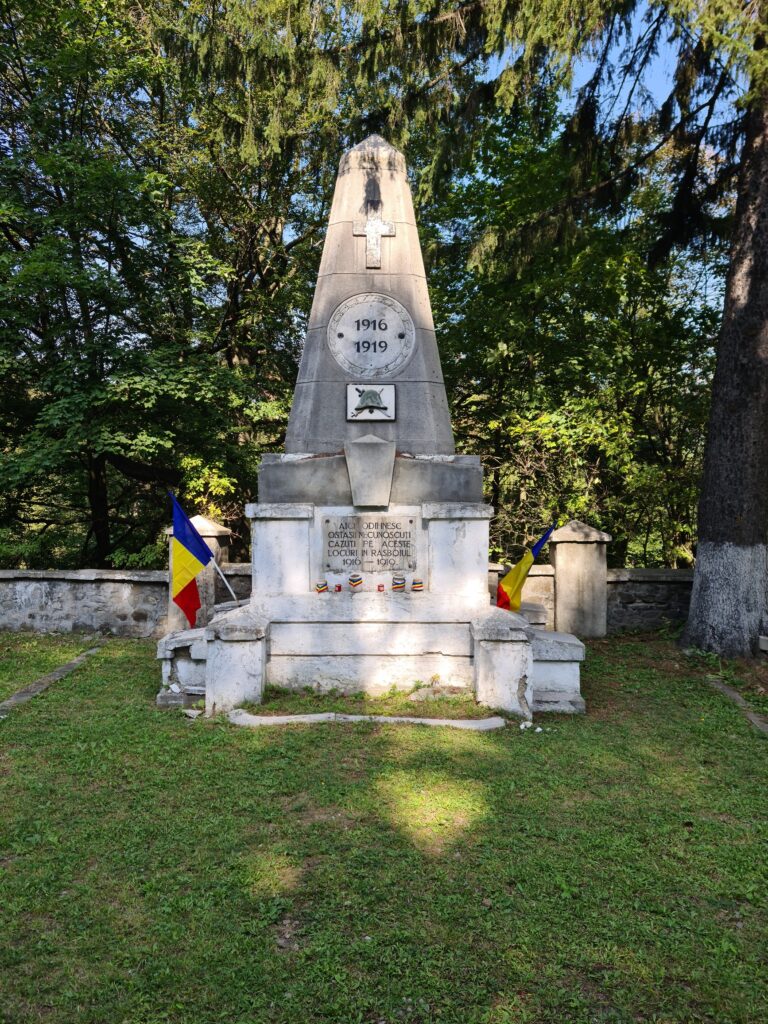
[157, 621, 585, 713]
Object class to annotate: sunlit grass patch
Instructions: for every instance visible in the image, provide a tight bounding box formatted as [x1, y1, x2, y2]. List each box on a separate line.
[374, 772, 488, 855]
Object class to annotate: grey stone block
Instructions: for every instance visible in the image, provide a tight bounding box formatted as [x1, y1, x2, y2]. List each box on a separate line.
[258, 453, 484, 505]
[344, 435, 396, 507]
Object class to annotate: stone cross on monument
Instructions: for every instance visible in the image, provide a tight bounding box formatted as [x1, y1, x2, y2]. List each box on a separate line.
[156, 134, 587, 720]
[353, 199, 395, 268]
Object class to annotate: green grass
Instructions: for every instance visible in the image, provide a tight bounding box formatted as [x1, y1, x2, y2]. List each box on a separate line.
[247, 685, 494, 719]
[1, 634, 767, 1023]
[675, 644, 768, 716]
[0, 631, 97, 702]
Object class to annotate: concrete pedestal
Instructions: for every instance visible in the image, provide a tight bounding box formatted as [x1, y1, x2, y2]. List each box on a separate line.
[157, 500, 586, 717]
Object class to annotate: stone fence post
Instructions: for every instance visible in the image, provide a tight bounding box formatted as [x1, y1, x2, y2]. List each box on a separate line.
[549, 520, 611, 638]
[167, 514, 232, 632]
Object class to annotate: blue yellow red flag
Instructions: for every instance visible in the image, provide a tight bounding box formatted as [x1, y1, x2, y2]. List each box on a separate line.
[497, 524, 556, 612]
[169, 493, 213, 627]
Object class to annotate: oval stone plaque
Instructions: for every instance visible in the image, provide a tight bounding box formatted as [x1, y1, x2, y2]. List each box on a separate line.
[328, 293, 415, 377]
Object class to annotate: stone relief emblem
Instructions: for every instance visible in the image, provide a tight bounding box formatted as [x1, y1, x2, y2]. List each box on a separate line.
[328, 293, 415, 377]
[346, 383, 396, 421]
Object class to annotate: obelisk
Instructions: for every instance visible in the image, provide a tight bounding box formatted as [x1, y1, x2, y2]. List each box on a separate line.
[286, 134, 453, 453]
[261, 135, 482, 506]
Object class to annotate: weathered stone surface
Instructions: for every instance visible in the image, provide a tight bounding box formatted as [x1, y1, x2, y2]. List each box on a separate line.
[422, 502, 493, 520]
[269, 621, 471, 657]
[471, 607, 529, 642]
[267, 653, 474, 694]
[550, 520, 611, 637]
[519, 602, 547, 627]
[214, 565, 251, 604]
[607, 568, 693, 631]
[251, 515, 312, 596]
[258, 452, 483, 505]
[527, 628, 586, 663]
[531, 691, 586, 714]
[471, 613, 533, 718]
[392, 456, 483, 503]
[228, 709, 507, 730]
[344, 435, 396, 507]
[321, 512, 417, 574]
[527, 628, 585, 713]
[205, 604, 267, 642]
[245, 503, 314, 519]
[258, 453, 352, 504]
[247, 592, 491, 623]
[206, 632, 265, 716]
[0, 570, 167, 637]
[426, 513, 491, 603]
[550, 520, 612, 544]
[157, 627, 207, 658]
[284, 136, 454, 455]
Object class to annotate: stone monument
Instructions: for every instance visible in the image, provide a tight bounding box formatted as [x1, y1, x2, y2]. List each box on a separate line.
[157, 136, 586, 716]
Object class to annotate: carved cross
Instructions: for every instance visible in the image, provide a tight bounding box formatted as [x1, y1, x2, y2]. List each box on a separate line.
[353, 200, 395, 269]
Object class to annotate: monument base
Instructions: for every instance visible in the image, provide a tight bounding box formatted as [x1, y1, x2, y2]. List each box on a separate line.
[157, 501, 586, 718]
[259, 452, 484, 505]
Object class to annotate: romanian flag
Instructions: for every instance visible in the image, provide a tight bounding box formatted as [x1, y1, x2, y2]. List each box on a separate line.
[497, 524, 556, 613]
[169, 493, 213, 628]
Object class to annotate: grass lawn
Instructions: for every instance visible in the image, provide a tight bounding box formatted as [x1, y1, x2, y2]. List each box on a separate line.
[249, 685, 495, 719]
[0, 633, 766, 1024]
[0, 632, 98, 703]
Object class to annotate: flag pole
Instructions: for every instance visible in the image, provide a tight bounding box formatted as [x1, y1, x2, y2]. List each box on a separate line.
[211, 558, 239, 604]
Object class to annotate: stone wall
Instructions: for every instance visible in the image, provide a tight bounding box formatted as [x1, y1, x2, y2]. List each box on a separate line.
[0, 566, 252, 638]
[0, 564, 695, 638]
[0, 570, 169, 637]
[214, 565, 251, 603]
[607, 568, 693, 632]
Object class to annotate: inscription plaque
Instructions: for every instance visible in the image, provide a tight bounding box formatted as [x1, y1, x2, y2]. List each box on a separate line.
[327, 293, 415, 377]
[323, 515, 416, 572]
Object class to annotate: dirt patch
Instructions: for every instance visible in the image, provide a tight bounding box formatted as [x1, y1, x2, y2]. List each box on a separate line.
[274, 914, 302, 952]
[281, 795, 360, 829]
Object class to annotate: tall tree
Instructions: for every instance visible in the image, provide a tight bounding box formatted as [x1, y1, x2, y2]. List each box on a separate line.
[0, 0, 328, 566]
[683, 56, 768, 654]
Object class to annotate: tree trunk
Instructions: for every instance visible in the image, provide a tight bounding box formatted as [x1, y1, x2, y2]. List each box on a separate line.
[87, 453, 111, 568]
[683, 86, 768, 656]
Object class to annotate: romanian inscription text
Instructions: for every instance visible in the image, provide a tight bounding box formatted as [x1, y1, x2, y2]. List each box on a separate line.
[323, 516, 416, 571]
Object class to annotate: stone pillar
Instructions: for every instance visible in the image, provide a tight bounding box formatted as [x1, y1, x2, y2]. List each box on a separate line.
[245, 503, 314, 596]
[204, 605, 267, 716]
[167, 514, 232, 632]
[422, 502, 494, 605]
[549, 520, 611, 638]
[471, 609, 533, 718]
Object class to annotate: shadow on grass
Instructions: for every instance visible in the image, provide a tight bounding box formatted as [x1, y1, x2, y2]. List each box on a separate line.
[0, 635, 766, 1023]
